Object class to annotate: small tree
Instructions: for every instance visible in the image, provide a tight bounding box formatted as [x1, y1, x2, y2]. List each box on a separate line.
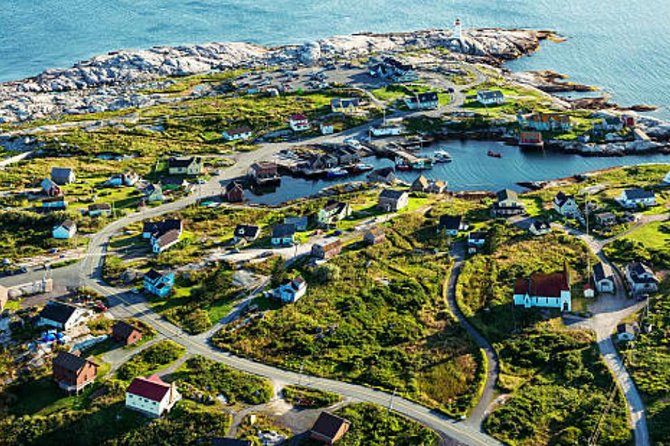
[314, 263, 341, 284]
[270, 257, 287, 287]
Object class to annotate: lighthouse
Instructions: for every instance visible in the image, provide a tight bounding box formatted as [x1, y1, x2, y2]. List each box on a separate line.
[453, 18, 463, 41]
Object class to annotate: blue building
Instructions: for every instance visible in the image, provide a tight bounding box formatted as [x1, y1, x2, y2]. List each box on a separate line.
[143, 269, 175, 298]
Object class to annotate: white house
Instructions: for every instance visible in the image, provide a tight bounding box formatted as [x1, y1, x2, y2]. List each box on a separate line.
[592, 262, 615, 294]
[274, 277, 307, 303]
[662, 171, 670, 185]
[222, 126, 253, 141]
[370, 119, 403, 137]
[618, 188, 656, 208]
[625, 262, 659, 295]
[553, 192, 580, 218]
[529, 220, 551, 236]
[52, 220, 77, 239]
[439, 215, 468, 236]
[38, 301, 90, 331]
[126, 375, 181, 417]
[289, 114, 310, 132]
[320, 122, 334, 135]
[476, 90, 505, 106]
[513, 267, 572, 312]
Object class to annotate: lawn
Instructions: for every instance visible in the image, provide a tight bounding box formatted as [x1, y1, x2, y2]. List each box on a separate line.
[214, 211, 485, 417]
[174, 355, 274, 405]
[282, 385, 341, 408]
[116, 340, 186, 381]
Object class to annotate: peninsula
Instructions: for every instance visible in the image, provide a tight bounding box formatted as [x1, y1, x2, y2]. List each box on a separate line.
[0, 24, 668, 446]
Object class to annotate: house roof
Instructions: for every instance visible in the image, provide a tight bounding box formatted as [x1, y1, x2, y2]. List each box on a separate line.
[596, 211, 616, 220]
[323, 200, 347, 213]
[290, 113, 308, 121]
[234, 224, 260, 238]
[225, 126, 252, 136]
[154, 229, 181, 248]
[623, 188, 655, 200]
[144, 219, 182, 237]
[113, 321, 141, 340]
[331, 98, 361, 108]
[57, 219, 76, 231]
[497, 189, 518, 202]
[224, 181, 244, 194]
[593, 262, 612, 282]
[126, 375, 171, 402]
[272, 223, 296, 238]
[53, 351, 92, 373]
[412, 175, 430, 189]
[477, 90, 504, 100]
[439, 215, 463, 230]
[168, 156, 200, 168]
[379, 189, 407, 201]
[250, 162, 278, 173]
[514, 270, 570, 298]
[40, 301, 78, 324]
[51, 167, 74, 179]
[311, 412, 350, 440]
[88, 203, 112, 211]
[627, 262, 658, 283]
[316, 240, 342, 252]
[418, 92, 439, 102]
[554, 191, 574, 207]
[144, 269, 170, 282]
[530, 220, 551, 231]
[528, 113, 570, 124]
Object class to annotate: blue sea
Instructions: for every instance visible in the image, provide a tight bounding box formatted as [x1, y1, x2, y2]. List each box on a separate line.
[1, 0, 669, 116]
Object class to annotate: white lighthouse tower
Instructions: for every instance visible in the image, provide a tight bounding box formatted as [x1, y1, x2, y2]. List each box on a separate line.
[453, 18, 463, 41]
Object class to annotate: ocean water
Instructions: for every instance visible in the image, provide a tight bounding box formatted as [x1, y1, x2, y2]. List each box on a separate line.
[1, 0, 669, 116]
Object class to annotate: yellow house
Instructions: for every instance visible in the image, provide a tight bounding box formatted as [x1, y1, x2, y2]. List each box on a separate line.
[167, 157, 203, 176]
[330, 98, 361, 114]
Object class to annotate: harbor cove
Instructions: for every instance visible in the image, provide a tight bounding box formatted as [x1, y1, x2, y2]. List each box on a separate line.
[247, 140, 670, 205]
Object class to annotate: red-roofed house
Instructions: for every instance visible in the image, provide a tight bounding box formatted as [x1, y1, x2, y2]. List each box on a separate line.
[289, 114, 310, 132]
[513, 265, 572, 312]
[125, 375, 181, 417]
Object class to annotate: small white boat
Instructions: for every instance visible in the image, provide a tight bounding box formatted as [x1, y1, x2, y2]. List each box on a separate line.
[325, 167, 349, 178]
[434, 150, 452, 163]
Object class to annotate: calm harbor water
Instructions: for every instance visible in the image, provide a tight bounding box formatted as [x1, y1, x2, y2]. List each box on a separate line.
[247, 141, 670, 205]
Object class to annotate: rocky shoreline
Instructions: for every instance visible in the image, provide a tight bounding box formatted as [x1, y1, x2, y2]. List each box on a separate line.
[0, 28, 552, 124]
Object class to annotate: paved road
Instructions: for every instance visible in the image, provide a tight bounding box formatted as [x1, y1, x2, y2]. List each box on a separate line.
[553, 220, 651, 446]
[446, 241, 499, 429]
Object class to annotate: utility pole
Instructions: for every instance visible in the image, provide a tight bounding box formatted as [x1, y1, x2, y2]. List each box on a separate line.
[389, 387, 397, 411]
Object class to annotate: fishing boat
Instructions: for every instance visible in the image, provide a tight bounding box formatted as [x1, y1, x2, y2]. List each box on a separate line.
[349, 163, 374, 173]
[487, 150, 502, 158]
[325, 167, 349, 178]
[433, 150, 452, 163]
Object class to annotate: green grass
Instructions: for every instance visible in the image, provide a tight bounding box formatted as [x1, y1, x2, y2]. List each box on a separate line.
[174, 355, 273, 405]
[282, 385, 341, 408]
[622, 220, 670, 250]
[116, 340, 186, 381]
[214, 211, 484, 417]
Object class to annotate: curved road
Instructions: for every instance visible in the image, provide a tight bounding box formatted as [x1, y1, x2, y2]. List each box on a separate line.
[446, 241, 499, 429]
